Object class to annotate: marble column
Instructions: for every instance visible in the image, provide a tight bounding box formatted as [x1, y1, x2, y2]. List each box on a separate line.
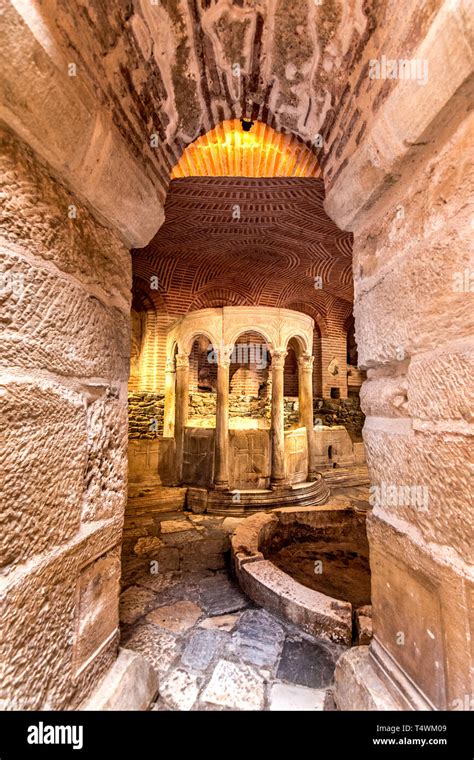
[174, 352, 189, 483]
[270, 348, 287, 489]
[163, 357, 176, 437]
[299, 352, 317, 480]
[214, 346, 231, 490]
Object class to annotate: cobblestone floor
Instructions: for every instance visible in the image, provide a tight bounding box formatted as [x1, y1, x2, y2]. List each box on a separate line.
[120, 565, 345, 711]
[120, 471, 370, 710]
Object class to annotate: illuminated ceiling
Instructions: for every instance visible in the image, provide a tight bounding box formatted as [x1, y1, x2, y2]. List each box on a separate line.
[171, 120, 320, 179]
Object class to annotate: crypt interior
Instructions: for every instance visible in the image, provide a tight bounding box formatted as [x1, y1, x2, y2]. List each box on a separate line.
[1, 0, 473, 713]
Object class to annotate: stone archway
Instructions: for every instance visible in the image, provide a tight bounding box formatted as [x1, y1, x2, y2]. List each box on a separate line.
[1, 0, 472, 713]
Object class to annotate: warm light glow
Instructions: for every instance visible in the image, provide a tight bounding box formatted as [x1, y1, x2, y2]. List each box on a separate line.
[186, 417, 270, 430]
[171, 119, 320, 179]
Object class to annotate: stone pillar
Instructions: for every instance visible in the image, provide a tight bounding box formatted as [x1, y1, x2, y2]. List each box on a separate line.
[163, 357, 176, 437]
[0, 128, 130, 709]
[299, 353, 317, 480]
[174, 353, 189, 483]
[214, 347, 231, 490]
[270, 349, 287, 489]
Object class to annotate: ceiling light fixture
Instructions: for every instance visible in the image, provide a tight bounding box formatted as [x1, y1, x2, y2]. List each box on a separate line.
[240, 117, 254, 132]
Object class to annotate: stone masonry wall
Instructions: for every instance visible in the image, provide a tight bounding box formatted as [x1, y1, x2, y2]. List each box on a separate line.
[0, 129, 131, 710]
[325, 1, 474, 709]
[314, 397, 365, 440]
[128, 392, 165, 438]
[128, 391, 364, 438]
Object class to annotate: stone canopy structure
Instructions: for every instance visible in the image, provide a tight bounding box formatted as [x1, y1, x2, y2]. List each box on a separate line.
[0, 0, 472, 715]
[164, 306, 324, 501]
[131, 174, 354, 399]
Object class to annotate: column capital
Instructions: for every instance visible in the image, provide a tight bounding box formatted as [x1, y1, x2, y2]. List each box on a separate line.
[270, 348, 287, 369]
[175, 352, 189, 370]
[298, 352, 314, 371]
[165, 358, 176, 373]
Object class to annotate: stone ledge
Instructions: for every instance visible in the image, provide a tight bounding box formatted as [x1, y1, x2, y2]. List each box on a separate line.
[238, 559, 353, 646]
[333, 647, 403, 711]
[81, 648, 159, 711]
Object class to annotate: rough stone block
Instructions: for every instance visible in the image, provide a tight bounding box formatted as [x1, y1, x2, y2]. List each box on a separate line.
[269, 683, 327, 711]
[0, 129, 131, 302]
[0, 521, 121, 709]
[201, 659, 265, 710]
[81, 648, 159, 710]
[81, 394, 128, 522]
[74, 547, 121, 676]
[363, 424, 473, 563]
[0, 376, 86, 568]
[1, 249, 129, 380]
[333, 647, 401, 711]
[408, 340, 474, 422]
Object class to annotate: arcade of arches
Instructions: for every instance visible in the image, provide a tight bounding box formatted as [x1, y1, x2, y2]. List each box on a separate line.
[1, 0, 472, 713]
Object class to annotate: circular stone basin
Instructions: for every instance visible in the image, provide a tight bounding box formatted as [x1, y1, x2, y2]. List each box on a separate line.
[267, 536, 370, 609]
[231, 500, 371, 646]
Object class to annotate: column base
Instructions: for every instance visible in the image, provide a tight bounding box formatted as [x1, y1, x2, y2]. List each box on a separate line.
[270, 479, 289, 491]
[213, 481, 229, 491]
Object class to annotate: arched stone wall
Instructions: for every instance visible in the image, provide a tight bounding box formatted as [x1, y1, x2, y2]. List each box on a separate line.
[1, 0, 472, 712]
[166, 306, 313, 362]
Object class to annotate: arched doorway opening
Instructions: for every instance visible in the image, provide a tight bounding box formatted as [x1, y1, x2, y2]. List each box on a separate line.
[228, 331, 271, 430]
[3, 1, 469, 714]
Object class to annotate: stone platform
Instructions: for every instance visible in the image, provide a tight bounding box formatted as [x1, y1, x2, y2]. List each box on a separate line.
[187, 475, 331, 516]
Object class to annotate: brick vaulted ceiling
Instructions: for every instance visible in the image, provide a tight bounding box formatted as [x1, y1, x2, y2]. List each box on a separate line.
[171, 120, 321, 179]
[132, 176, 353, 322]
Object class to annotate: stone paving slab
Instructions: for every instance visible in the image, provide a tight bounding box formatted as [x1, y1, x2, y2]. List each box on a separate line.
[269, 683, 327, 711]
[200, 659, 265, 711]
[146, 601, 202, 633]
[119, 586, 159, 625]
[121, 565, 344, 711]
[159, 669, 200, 711]
[134, 570, 181, 593]
[181, 629, 228, 670]
[198, 575, 249, 616]
[230, 609, 285, 668]
[160, 518, 195, 534]
[136, 571, 201, 606]
[124, 623, 181, 678]
[199, 613, 241, 632]
[276, 637, 339, 689]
